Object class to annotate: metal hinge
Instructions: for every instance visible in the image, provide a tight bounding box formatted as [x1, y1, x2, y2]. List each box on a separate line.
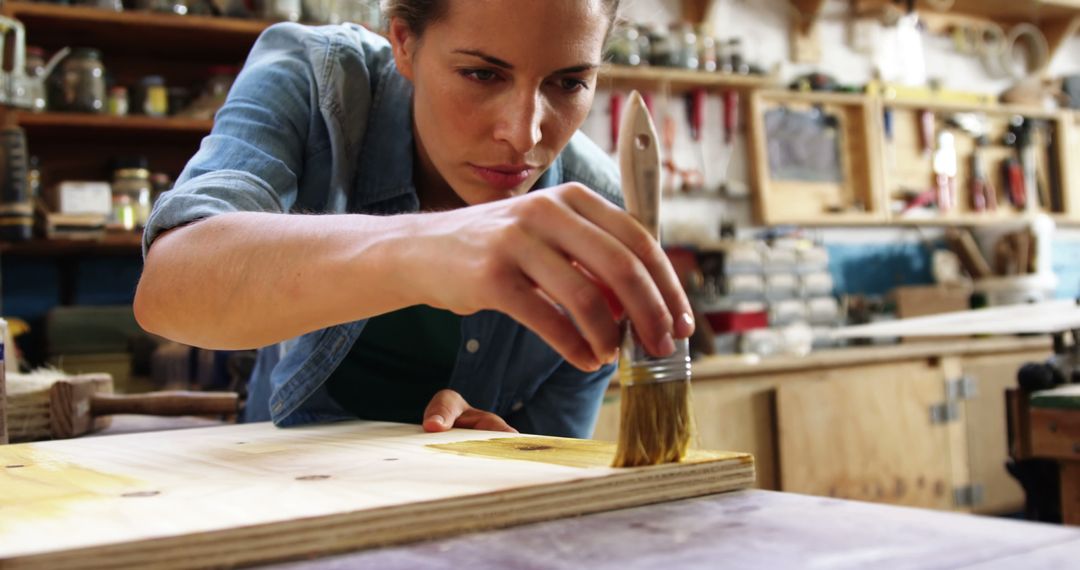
[929, 401, 960, 424]
[954, 484, 984, 508]
[946, 375, 979, 400]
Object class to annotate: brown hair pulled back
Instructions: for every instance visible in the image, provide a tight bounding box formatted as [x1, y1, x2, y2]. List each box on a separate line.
[381, 0, 621, 37]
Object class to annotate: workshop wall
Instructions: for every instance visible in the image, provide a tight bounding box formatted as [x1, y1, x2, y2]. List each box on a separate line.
[581, 0, 1080, 298]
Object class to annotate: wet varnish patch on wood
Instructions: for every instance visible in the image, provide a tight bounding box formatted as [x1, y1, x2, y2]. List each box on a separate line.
[428, 436, 751, 469]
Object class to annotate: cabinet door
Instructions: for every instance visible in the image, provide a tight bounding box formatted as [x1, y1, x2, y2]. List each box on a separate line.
[776, 359, 970, 511]
[962, 350, 1049, 514]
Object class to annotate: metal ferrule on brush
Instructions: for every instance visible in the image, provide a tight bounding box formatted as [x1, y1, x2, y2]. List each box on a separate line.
[617, 324, 692, 387]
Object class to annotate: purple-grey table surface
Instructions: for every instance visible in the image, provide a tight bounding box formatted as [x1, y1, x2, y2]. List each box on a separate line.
[257, 489, 1080, 570]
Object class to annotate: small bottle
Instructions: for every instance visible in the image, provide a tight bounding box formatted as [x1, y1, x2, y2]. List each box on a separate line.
[140, 76, 168, 117]
[107, 86, 129, 117]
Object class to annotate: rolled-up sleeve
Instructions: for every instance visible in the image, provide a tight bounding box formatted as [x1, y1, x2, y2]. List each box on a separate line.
[142, 23, 326, 257]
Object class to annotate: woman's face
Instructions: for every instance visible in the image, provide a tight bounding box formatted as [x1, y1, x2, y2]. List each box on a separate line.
[391, 0, 609, 207]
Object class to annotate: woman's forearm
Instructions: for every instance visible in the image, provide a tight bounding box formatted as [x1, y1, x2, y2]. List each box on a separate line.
[134, 211, 420, 349]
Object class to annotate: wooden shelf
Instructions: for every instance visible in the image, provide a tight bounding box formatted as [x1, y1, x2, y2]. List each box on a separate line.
[0, 233, 143, 257]
[14, 111, 213, 135]
[598, 65, 778, 92]
[1, 2, 271, 61]
[847, 0, 1080, 62]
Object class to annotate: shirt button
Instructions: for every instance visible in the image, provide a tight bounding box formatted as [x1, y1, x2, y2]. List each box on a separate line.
[466, 339, 481, 353]
[510, 400, 524, 412]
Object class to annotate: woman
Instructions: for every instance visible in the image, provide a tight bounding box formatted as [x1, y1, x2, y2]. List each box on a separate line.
[134, 0, 694, 438]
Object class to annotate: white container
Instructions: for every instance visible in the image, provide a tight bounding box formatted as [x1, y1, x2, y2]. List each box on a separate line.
[974, 273, 1059, 307]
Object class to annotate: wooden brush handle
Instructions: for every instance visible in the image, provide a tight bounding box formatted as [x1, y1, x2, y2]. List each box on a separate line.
[90, 391, 239, 417]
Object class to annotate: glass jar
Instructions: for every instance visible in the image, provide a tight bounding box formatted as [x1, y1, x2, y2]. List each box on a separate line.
[136, 0, 188, 15]
[261, 0, 301, 22]
[669, 23, 698, 69]
[606, 23, 643, 66]
[646, 24, 674, 67]
[698, 30, 718, 72]
[112, 167, 152, 229]
[150, 172, 173, 207]
[25, 46, 48, 111]
[47, 48, 106, 114]
[78, 0, 123, 11]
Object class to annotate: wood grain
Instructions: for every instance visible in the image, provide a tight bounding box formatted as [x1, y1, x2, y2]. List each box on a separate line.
[0, 421, 753, 569]
[963, 351, 1048, 514]
[776, 359, 962, 510]
[1062, 462, 1080, 526]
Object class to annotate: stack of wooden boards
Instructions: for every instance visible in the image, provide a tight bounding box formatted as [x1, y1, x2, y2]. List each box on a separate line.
[0, 420, 755, 569]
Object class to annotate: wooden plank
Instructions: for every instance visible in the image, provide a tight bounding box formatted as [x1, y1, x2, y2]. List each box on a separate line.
[1063, 462, 1080, 526]
[301, 490, 1080, 569]
[777, 360, 960, 510]
[0, 421, 753, 569]
[691, 336, 1050, 380]
[1030, 407, 1080, 460]
[964, 352, 1047, 514]
[832, 300, 1080, 338]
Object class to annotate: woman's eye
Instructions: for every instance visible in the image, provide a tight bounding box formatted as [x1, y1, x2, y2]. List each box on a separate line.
[557, 78, 588, 92]
[463, 69, 498, 82]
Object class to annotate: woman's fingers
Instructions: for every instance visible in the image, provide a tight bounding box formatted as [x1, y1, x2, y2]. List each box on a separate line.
[422, 389, 517, 434]
[510, 186, 693, 357]
[494, 272, 602, 371]
[422, 389, 468, 432]
[558, 186, 695, 342]
[513, 230, 622, 365]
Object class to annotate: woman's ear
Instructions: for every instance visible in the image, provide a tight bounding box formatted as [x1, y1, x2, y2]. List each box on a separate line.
[389, 18, 417, 82]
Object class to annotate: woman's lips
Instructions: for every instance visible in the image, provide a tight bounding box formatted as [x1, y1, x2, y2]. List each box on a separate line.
[470, 164, 535, 191]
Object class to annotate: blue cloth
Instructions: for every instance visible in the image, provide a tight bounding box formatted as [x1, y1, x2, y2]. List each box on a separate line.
[143, 23, 623, 438]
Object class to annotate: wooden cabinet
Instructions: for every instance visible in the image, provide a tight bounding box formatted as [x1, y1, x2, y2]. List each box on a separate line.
[594, 337, 1050, 514]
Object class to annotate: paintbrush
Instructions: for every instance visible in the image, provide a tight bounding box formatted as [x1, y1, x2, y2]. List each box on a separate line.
[5, 369, 239, 441]
[612, 91, 694, 468]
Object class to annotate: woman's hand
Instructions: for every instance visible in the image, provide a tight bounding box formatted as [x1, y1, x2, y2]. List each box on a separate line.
[402, 183, 694, 372]
[422, 389, 518, 433]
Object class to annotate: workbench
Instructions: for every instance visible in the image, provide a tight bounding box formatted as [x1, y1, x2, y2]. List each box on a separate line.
[257, 489, 1080, 569]
[594, 336, 1052, 514]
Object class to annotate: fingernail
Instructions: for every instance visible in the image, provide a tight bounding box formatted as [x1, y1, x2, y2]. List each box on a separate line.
[676, 312, 695, 338]
[658, 333, 676, 356]
[430, 414, 445, 427]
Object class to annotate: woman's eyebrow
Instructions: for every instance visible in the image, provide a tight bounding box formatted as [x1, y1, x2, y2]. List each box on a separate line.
[452, 49, 598, 74]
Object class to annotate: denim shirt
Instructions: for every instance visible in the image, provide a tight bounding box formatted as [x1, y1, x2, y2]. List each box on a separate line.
[142, 23, 623, 438]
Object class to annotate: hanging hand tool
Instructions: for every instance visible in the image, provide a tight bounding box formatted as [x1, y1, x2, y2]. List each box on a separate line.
[932, 131, 957, 212]
[684, 88, 708, 192]
[883, 106, 896, 175]
[1002, 157, 1026, 208]
[969, 136, 996, 212]
[972, 137, 993, 212]
[918, 109, 935, 157]
[717, 89, 740, 191]
[609, 91, 624, 154]
[1007, 115, 1037, 211]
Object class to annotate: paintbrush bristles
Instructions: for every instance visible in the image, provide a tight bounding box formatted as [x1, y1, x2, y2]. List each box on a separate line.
[612, 379, 693, 467]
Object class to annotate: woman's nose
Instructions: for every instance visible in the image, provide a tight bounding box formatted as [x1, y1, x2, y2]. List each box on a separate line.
[493, 91, 543, 154]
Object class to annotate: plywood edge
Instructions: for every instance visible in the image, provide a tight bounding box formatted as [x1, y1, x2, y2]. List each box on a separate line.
[5, 459, 754, 569]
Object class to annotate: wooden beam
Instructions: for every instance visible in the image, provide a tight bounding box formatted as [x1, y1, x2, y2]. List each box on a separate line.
[682, 0, 714, 24]
[1042, 15, 1080, 63]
